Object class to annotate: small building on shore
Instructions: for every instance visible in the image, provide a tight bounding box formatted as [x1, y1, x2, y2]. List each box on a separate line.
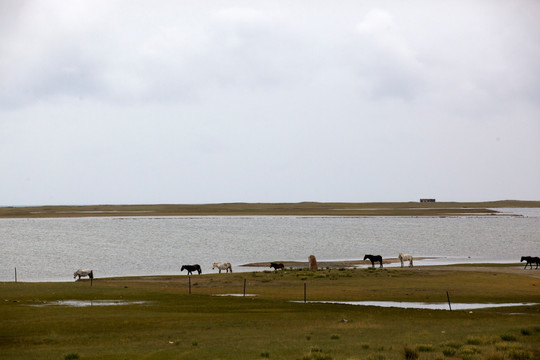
[420, 198, 436, 203]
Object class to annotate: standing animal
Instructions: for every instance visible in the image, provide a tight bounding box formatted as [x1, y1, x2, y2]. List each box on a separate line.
[73, 269, 94, 280]
[270, 262, 284, 270]
[520, 256, 540, 269]
[212, 262, 232, 273]
[363, 254, 383, 268]
[181, 264, 202, 275]
[398, 253, 414, 267]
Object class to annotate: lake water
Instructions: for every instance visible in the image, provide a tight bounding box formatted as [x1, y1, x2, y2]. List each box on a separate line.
[298, 301, 539, 310]
[1, 208, 539, 282]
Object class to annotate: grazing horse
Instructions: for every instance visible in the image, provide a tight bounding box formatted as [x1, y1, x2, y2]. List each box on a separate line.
[181, 264, 202, 275]
[73, 269, 93, 280]
[520, 256, 540, 270]
[212, 262, 232, 273]
[270, 262, 284, 270]
[398, 253, 414, 268]
[363, 254, 383, 268]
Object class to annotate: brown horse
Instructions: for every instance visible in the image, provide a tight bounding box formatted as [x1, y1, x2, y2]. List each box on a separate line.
[181, 264, 202, 275]
[270, 262, 284, 270]
[363, 254, 383, 268]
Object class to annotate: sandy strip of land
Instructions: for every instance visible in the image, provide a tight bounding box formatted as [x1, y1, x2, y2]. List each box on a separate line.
[240, 257, 432, 269]
[241, 258, 540, 278]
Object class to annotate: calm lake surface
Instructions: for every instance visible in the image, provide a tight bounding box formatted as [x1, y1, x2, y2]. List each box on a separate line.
[1, 208, 539, 282]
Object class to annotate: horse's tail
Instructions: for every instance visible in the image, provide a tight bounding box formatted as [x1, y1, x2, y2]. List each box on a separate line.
[410, 257, 414, 267]
[89, 270, 94, 279]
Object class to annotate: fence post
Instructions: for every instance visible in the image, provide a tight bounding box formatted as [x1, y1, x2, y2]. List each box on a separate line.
[189, 276, 191, 294]
[15, 267, 17, 283]
[243, 279, 246, 297]
[446, 291, 452, 311]
[304, 283, 307, 303]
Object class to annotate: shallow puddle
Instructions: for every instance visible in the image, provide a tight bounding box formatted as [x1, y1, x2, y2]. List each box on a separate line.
[30, 300, 149, 307]
[296, 301, 538, 310]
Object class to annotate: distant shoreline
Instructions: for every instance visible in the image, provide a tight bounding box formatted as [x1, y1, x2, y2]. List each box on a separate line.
[1, 200, 539, 218]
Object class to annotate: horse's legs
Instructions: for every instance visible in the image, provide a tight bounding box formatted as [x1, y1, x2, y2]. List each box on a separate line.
[379, 261, 383, 268]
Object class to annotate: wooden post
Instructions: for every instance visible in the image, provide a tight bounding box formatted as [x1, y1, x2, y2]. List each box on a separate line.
[304, 283, 307, 303]
[243, 279, 246, 297]
[15, 267, 17, 283]
[189, 276, 191, 294]
[446, 291, 452, 311]
[90, 277, 93, 287]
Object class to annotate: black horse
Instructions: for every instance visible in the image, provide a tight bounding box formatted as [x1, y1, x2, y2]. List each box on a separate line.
[270, 262, 284, 270]
[520, 256, 540, 270]
[364, 254, 383, 268]
[181, 264, 202, 275]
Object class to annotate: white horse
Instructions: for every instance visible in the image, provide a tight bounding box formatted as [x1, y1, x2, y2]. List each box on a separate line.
[212, 262, 232, 273]
[73, 269, 94, 280]
[398, 253, 413, 268]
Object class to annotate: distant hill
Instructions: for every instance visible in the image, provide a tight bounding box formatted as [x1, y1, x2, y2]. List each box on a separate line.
[1, 200, 538, 218]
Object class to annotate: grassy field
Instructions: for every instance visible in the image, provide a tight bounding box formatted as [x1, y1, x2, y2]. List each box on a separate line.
[1, 200, 540, 218]
[1, 265, 539, 360]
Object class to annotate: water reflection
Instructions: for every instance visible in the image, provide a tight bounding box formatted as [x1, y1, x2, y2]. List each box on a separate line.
[29, 300, 148, 307]
[298, 301, 538, 310]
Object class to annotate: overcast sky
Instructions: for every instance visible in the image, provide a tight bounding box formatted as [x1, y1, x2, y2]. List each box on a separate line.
[1, 0, 539, 206]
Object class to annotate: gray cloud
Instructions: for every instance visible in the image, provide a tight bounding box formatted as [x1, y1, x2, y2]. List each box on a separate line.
[1, 0, 539, 205]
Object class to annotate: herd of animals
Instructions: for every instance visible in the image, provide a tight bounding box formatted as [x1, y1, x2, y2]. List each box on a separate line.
[73, 254, 539, 280]
[180, 262, 232, 275]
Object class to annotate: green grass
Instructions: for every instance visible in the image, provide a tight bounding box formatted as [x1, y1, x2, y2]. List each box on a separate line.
[1, 266, 539, 359]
